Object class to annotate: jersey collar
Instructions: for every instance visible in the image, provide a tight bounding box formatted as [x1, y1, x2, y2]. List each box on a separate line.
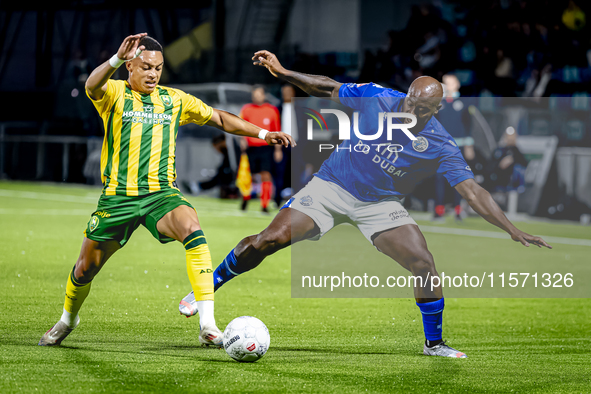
[125, 80, 157, 97]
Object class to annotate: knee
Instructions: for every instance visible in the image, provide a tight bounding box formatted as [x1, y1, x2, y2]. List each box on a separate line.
[408, 253, 437, 278]
[74, 256, 102, 282]
[183, 223, 202, 240]
[254, 227, 290, 255]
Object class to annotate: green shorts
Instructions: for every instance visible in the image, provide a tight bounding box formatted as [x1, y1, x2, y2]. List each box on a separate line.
[84, 189, 194, 247]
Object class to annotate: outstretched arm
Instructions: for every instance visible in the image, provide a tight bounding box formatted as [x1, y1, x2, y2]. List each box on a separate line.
[454, 178, 551, 248]
[252, 50, 342, 98]
[85, 33, 147, 100]
[206, 109, 295, 147]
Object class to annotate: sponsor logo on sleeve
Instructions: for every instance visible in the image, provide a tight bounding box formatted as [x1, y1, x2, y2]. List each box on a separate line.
[412, 136, 429, 152]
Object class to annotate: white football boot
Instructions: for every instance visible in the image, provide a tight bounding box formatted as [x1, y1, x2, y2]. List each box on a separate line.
[179, 291, 199, 318]
[423, 341, 467, 358]
[199, 324, 223, 347]
[38, 317, 79, 346]
[180, 292, 222, 347]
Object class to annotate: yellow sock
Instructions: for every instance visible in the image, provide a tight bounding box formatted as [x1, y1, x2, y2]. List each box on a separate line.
[63, 266, 92, 316]
[184, 230, 214, 302]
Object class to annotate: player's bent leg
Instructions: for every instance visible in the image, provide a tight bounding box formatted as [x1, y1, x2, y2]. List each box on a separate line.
[39, 238, 120, 346]
[372, 224, 466, 358]
[179, 208, 318, 317]
[373, 224, 441, 301]
[157, 205, 222, 346]
[215, 207, 317, 288]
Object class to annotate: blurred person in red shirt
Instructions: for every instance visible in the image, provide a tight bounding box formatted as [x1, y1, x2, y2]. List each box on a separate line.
[239, 85, 281, 212]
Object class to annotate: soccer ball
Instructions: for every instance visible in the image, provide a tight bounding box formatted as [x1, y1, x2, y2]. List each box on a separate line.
[223, 316, 270, 362]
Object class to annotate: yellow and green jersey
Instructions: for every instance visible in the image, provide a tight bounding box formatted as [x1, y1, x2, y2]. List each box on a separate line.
[86, 80, 213, 196]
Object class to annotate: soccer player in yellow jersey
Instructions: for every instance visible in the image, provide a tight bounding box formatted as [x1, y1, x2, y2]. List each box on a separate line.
[39, 33, 294, 347]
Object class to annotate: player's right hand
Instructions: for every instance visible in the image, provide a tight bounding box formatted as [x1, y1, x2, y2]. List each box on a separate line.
[510, 229, 552, 249]
[252, 50, 285, 78]
[265, 131, 296, 148]
[117, 33, 148, 61]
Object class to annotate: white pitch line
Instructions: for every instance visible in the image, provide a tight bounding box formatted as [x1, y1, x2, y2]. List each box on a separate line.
[0, 208, 91, 216]
[419, 225, 591, 247]
[0, 189, 273, 220]
[0, 207, 275, 220]
[2, 188, 590, 245]
[0, 189, 98, 204]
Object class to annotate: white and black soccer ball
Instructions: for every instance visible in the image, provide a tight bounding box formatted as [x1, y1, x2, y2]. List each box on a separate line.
[223, 316, 270, 362]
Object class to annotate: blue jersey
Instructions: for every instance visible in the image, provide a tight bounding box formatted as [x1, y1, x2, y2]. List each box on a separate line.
[315, 83, 474, 202]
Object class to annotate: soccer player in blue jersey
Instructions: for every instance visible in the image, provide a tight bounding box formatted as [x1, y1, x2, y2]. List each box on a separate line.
[181, 50, 552, 358]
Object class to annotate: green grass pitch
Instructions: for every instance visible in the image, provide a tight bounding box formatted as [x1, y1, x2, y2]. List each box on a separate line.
[1, 181, 590, 393]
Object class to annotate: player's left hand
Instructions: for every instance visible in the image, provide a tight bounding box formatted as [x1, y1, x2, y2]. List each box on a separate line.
[252, 50, 285, 78]
[510, 230, 552, 249]
[265, 131, 296, 148]
[117, 33, 147, 61]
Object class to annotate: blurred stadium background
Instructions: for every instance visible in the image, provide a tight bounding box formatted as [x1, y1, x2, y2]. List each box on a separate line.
[1, 0, 591, 222]
[2, 2, 591, 392]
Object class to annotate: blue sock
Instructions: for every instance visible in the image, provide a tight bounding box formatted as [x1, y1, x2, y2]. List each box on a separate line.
[416, 298, 444, 345]
[213, 249, 243, 291]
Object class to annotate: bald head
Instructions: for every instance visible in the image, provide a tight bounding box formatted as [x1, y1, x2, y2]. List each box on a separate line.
[403, 76, 443, 133]
[408, 76, 444, 99]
